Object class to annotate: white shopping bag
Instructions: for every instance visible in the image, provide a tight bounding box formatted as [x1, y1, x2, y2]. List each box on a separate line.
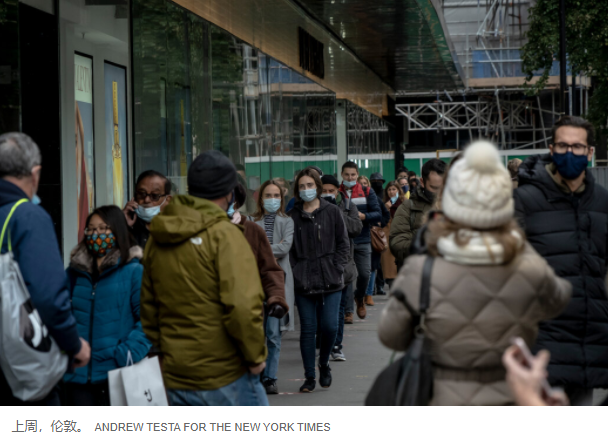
[108, 352, 168, 406]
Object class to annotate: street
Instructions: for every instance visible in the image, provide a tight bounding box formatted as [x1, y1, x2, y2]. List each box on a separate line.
[269, 295, 393, 406]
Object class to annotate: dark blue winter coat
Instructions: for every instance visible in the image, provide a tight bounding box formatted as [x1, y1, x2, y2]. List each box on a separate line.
[0, 179, 81, 355]
[63, 243, 151, 384]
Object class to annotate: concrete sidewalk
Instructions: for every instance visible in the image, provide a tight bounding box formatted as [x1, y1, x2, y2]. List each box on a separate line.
[268, 295, 393, 406]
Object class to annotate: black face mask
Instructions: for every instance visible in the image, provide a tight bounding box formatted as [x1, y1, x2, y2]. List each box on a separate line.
[371, 182, 384, 197]
[422, 188, 436, 203]
[321, 195, 337, 205]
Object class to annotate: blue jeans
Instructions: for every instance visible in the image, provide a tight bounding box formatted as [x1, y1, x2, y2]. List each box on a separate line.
[263, 316, 281, 381]
[354, 243, 372, 299]
[345, 281, 354, 314]
[167, 373, 269, 406]
[296, 291, 341, 379]
[334, 284, 351, 350]
[366, 270, 377, 296]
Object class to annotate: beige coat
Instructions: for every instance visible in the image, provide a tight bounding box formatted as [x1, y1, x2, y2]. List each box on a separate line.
[378, 244, 571, 406]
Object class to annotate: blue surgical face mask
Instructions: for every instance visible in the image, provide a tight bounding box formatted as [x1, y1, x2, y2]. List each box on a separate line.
[552, 151, 588, 180]
[390, 195, 398, 204]
[135, 198, 166, 223]
[32, 194, 41, 206]
[226, 192, 236, 218]
[402, 185, 409, 194]
[300, 189, 317, 202]
[342, 180, 356, 188]
[263, 198, 281, 214]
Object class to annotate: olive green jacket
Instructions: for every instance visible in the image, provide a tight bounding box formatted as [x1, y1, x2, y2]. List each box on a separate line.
[388, 187, 434, 268]
[141, 195, 267, 391]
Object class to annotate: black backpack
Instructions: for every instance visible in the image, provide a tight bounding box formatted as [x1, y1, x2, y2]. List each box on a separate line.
[365, 255, 435, 406]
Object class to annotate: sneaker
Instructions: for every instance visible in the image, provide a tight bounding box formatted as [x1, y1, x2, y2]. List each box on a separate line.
[263, 378, 278, 395]
[331, 347, 346, 362]
[344, 312, 354, 324]
[318, 363, 332, 388]
[376, 288, 387, 296]
[356, 298, 367, 319]
[365, 295, 375, 306]
[300, 378, 316, 393]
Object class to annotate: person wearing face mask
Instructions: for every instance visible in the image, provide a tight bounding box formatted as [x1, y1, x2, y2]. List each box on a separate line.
[366, 172, 390, 302]
[289, 168, 349, 392]
[285, 166, 323, 213]
[321, 175, 362, 360]
[246, 180, 293, 394]
[397, 177, 411, 200]
[122, 171, 173, 249]
[140, 150, 268, 406]
[380, 181, 405, 288]
[0, 133, 91, 406]
[63, 205, 150, 405]
[339, 162, 382, 320]
[515, 116, 608, 405]
[389, 158, 446, 269]
[230, 184, 288, 329]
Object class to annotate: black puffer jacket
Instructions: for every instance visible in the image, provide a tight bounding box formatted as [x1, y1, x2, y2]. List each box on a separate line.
[514, 153, 608, 389]
[289, 199, 350, 295]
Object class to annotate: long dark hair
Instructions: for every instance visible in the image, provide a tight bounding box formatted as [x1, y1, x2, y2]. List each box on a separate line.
[384, 181, 403, 203]
[85, 205, 135, 265]
[293, 167, 323, 202]
[252, 180, 287, 221]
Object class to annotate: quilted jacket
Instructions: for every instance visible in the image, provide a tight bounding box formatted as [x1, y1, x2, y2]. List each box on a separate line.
[378, 244, 571, 406]
[64, 244, 151, 385]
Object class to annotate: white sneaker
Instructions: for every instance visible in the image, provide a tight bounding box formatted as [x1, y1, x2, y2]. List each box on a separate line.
[331, 348, 346, 361]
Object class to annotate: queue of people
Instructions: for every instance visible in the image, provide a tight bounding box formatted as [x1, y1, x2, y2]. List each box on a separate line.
[2, 114, 608, 407]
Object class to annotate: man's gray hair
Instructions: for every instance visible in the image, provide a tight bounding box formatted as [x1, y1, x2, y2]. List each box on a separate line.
[0, 132, 42, 178]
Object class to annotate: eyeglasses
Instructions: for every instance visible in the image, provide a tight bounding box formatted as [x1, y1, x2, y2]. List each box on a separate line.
[84, 225, 111, 235]
[553, 142, 589, 156]
[135, 191, 167, 202]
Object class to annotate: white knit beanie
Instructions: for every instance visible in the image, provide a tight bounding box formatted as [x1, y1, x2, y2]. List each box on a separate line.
[442, 140, 514, 229]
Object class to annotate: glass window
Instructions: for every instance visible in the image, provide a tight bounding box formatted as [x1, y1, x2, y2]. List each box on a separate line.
[133, 0, 340, 214]
[347, 101, 393, 183]
[132, 0, 211, 194]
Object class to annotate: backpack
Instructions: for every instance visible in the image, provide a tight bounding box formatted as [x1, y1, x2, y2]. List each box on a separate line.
[0, 199, 68, 401]
[365, 255, 435, 406]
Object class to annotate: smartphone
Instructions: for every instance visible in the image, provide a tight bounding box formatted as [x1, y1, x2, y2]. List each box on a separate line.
[510, 337, 553, 397]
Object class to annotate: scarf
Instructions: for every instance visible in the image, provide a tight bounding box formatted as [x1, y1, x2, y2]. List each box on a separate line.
[437, 229, 522, 265]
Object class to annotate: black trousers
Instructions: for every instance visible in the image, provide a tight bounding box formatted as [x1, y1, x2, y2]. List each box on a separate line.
[62, 380, 110, 406]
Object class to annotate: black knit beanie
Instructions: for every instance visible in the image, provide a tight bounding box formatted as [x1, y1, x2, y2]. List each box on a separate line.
[188, 150, 238, 200]
[321, 175, 340, 189]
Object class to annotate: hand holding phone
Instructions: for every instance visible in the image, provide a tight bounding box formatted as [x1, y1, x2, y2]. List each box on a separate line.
[504, 338, 568, 406]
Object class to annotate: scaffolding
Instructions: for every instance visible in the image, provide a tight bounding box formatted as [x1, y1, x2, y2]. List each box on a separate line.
[396, 87, 589, 150]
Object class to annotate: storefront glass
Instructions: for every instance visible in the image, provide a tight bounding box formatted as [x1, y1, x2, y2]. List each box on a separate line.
[132, 0, 337, 213]
[346, 101, 394, 183]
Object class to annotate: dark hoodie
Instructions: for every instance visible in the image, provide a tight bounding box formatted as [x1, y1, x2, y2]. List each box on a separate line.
[288, 198, 350, 295]
[514, 153, 608, 389]
[0, 179, 81, 355]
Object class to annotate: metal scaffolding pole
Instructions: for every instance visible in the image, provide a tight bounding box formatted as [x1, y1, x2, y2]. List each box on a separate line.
[559, 0, 568, 115]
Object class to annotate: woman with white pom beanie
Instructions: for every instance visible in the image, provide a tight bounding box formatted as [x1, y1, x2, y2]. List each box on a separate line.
[377, 140, 573, 406]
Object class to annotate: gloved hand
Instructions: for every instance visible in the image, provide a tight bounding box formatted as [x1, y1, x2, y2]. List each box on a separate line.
[267, 304, 286, 319]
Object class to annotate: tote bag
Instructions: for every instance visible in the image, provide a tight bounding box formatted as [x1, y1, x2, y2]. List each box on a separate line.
[108, 352, 168, 406]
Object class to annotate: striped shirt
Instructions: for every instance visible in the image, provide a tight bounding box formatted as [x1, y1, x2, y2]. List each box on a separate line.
[263, 213, 276, 244]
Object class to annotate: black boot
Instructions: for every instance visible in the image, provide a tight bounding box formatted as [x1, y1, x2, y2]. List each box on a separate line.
[300, 377, 316, 393]
[319, 363, 332, 388]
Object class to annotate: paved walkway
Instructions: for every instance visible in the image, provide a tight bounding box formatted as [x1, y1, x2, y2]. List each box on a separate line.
[268, 294, 393, 406]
